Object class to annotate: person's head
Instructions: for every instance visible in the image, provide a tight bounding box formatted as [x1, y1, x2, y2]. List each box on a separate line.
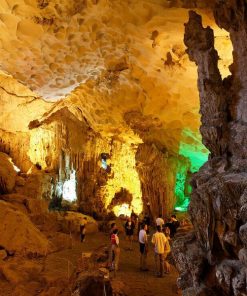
[141, 224, 148, 231]
[171, 214, 176, 221]
[164, 226, 170, 234]
[157, 225, 162, 232]
[111, 222, 116, 229]
[113, 229, 118, 235]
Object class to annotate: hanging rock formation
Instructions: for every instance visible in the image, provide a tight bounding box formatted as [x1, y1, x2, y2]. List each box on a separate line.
[173, 3, 247, 295]
[0, 0, 233, 218]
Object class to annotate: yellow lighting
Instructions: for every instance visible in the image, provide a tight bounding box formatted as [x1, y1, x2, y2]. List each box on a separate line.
[28, 126, 57, 169]
[104, 143, 143, 216]
[113, 203, 132, 217]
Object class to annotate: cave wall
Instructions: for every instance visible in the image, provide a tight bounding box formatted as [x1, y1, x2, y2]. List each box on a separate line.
[0, 108, 145, 216]
[0, 114, 182, 218]
[136, 143, 177, 219]
[173, 3, 247, 295]
[0, 0, 222, 220]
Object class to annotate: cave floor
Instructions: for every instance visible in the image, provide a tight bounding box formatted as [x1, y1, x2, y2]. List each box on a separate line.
[0, 228, 181, 296]
[77, 230, 180, 296]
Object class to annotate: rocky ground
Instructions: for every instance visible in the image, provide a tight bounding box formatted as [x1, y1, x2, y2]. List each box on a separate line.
[0, 207, 184, 296]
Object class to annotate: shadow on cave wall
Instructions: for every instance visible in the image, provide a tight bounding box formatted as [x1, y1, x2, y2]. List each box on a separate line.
[107, 187, 133, 212]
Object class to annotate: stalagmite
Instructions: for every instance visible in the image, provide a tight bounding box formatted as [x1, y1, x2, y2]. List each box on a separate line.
[0, 0, 243, 295]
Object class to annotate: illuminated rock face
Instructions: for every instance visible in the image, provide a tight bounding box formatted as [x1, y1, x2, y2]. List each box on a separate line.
[173, 3, 247, 295]
[0, 1, 232, 218]
[136, 143, 177, 218]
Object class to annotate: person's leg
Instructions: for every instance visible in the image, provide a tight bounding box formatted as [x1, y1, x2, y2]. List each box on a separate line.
[140, 243, 143, 269]
[108, 243, 113, 267]
[114, 247, 120, 271]
[140, 253, 143, 269]
[154, 253, 159, 276]
[130, 235, 133, 250]
[111, 246, 115, 270]
[163, 252, 170, 273]
[159, 253, 164, 277]
[143, 247, 148, 270]
[164, 260, 170, 273]
[81, 234, 85, 242]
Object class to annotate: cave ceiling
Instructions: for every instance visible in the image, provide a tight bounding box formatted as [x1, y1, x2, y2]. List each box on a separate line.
[0, 0, 233, 156]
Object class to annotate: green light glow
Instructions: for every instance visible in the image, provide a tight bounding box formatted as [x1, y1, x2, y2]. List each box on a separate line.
[174, 129, 209, 212]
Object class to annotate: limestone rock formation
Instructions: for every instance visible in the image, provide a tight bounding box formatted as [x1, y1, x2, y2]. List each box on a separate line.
[0, 200, 51, 256]
[0, 0, 233, 219]
[63, 211, 98, 234]
[172, 3, 247, 295]
[0, 152, 17, 194]
[136, 143, 177, 217]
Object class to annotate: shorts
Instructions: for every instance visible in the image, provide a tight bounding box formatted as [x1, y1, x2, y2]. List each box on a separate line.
[139, 243, 145, 254]
[126, 229, 134, 236]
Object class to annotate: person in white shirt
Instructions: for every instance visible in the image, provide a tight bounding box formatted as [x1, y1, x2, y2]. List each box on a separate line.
[139, 224, 148, 271]
[151, 225, 168, 277]
[156, 214, 164, 227]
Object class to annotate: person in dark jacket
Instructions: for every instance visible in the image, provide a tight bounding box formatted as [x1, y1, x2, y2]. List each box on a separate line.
[125, 217, 135, 250]
[165, 215, 180, 238]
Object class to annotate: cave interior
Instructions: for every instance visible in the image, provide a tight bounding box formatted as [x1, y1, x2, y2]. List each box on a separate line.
[1, 0, 247, 295]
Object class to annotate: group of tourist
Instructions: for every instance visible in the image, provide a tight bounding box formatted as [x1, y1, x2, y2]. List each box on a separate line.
[108, 213, 180, 277]
[78, 211, 180, 277]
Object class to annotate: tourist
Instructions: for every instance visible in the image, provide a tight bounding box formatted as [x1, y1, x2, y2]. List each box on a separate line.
[111, 229, 120, 271]
[80, 217, 87, 243]
[108, 222, 117, 267]
[125, 217, 135, 250]
[171, 214, 180, 232]
[139, 224, 149, 271]
[165, 215, 180, 238]
[163, 226, 171, 241]
[156, 214, 164, 227]
[143, 212, 151, 234]
[151, 225, 168, 277]
[163, 227, 171, 273]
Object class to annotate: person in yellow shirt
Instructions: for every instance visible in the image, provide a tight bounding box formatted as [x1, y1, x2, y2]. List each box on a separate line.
[151, 225, 168, 277]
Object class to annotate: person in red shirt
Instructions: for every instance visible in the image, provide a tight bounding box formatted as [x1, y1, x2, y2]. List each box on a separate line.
[111, 229, 120, 271]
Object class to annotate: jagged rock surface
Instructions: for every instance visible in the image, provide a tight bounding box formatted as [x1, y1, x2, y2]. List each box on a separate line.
[0, 0, 233, 219]
[172, 4, 247, 295]
[0, 152, 17, 194]
[136, 143, 177, 217]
